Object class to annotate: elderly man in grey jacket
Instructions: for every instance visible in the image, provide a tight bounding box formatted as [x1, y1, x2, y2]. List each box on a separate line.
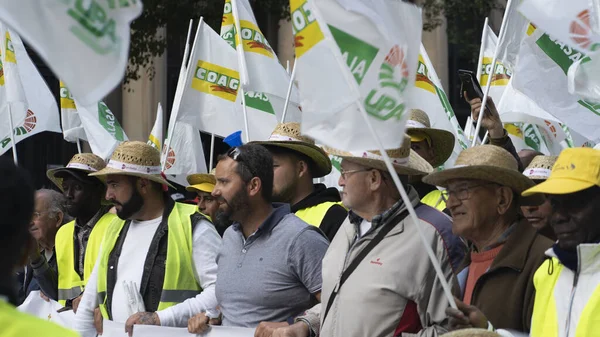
[271, 136, 458, 337]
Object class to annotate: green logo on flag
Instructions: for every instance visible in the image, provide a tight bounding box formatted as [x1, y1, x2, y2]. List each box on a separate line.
[523, 124, 541, 152]
[536, 34, 586, 75]
[245, 92, 275, 115]
[98, 102, 125, 140]
[330, 155, 342, 172]
[329, 25, 378, 84]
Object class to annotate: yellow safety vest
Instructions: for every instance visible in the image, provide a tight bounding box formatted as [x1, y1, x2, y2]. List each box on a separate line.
[97, 203, 201, 319]
[421, 190, 446, 212]
[55, 212, 116, 305]
[531, 257, 600, 337]
[295, 201, 343, 228]
[0, 299, 79, 337]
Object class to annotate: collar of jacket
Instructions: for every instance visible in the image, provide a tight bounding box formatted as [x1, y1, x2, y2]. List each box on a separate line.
[545, 243, 600, 274]
[460, 218, 540, 273]
[290, 184, 341, 213]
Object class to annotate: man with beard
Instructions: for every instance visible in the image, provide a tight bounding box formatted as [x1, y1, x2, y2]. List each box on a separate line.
[43, 154, 115, 309]
[74, 142, 220, 337]
[187, 144, 328, 333]
[252, 123, 347, 241]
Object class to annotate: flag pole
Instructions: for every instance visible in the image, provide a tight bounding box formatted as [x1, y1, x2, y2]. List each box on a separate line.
[209, 133, 215, 170]
[7, 105, 18, 165]
[286, 60, 291, 74]
[230, 0, 250, 142]
[76, 139, 82, 154]
[281, 57, 298, 123]
[162, 18, 195, 171]
[476, 17, 489, 81]
[309, 1, 457, 310]
[240, 88, 250, 142]
[471, 0, 513, 147]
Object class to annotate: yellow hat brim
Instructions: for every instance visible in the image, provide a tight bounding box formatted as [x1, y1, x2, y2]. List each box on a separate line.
[522, 177, 596, 196]
[186, 183, 215, 193]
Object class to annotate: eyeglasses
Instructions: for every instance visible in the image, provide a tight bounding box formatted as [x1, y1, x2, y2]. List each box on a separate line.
[340, 168, 371, 180]
[32, 211, 51, 220]
[227, 147, 242, 161]
[441, 183, 497, 202]
[226, 147, 255, 181]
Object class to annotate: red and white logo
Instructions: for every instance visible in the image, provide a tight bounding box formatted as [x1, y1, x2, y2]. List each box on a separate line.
[570, 9, 594, 50]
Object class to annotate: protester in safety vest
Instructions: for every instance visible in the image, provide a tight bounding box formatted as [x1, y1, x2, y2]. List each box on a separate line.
[74, 141, 221, 337]
[187, 144, 329, 335]
[406, 109, 456, 212]
[252, 123, 347, 241]
[445, 148, 600, 337]
[521, 155, 558, 241]
[18, 189, 71, 304]
[186, 169, 228, 235]
[272, 136, 457, 337]
[43, 153, 114, 310]
[0, 157, 79, 337]
[431, 146, 553, 333]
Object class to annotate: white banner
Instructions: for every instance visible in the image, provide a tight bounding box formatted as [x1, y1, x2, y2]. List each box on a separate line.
[0, 0, 142, 105]
[103, 319, 255, 337]
[148, 103, 163, 151]
[294, 0, 421, 151]
[18, 291, 75, 329]
[162, 122, 208, 180]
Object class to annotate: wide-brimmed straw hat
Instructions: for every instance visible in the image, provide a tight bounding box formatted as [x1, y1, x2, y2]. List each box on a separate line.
[186, 169, 216, 194]
[251, 123, 332, 178]
[523, 155, 558, 181]
[89, 141, 174, 188]
[441, 329, 502, 337]
[405, 109, 455, 168]
[47, 153, 107, 191]
[326, 135, 433, 176]
[423, 145, 542, 205]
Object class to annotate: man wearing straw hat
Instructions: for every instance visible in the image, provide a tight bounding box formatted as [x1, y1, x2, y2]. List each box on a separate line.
[252, 123, 347, 241]
[273, 136, 457, 337]
[43, 153, 116, 310]
[423, 145, 552, 332]
[521, 155, 557, 241]
[405, 109, 457, 212]
[446, 148, 600, 337]
[188, 144, 328, 332]
[0, 157, 79, 337]
[74, 142, 221, 336]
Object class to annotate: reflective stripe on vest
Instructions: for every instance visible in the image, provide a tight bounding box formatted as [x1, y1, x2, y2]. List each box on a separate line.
[295, 201, 342, 228]
[97, 202, 201, 318]
[55, 213, 115, 305]
[531, 257, 600, 337]
[421, 190, 446, 212]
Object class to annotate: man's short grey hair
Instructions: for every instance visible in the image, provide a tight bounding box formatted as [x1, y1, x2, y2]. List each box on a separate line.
[37, 189, 73, 225]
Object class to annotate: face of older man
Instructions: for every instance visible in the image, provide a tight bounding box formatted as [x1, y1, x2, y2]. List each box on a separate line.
[444, 179, 510, 241]
[29, 191, 62, 250]
[338, 160, 372, 211]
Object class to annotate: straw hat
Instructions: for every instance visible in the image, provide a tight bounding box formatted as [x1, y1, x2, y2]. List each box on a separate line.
[47, 153, 107, 191]
[406, 109, 455, 168]
[326, 135, 433, 176]
[423, 145, 542, 205]
[523, 155, 558, 181]
[251, 123, 332, 177]
[186, 169, 216, 194]
[89, 141, 174, 188]
[441, 329, 502, 337]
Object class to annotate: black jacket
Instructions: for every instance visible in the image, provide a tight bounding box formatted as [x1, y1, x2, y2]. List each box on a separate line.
[291, 184, 347, 241]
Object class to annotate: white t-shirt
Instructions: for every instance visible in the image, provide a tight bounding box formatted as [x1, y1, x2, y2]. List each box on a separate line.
[359, 219, 372, 238]
[110, 216, 162, 322]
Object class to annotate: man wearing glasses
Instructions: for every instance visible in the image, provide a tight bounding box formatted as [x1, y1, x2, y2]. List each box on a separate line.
[187, 144, 328, 333]
[423, 145, 553, 333]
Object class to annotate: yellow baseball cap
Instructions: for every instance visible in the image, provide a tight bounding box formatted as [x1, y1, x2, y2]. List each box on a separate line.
[522, 148, 600, 196]
[186, 170, 216, 194]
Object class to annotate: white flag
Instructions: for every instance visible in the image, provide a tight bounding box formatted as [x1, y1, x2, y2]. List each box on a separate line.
[221, 0, 300, 103]
[59, 81, 87, 142]
[0, 28, 61, 156]
[496, 0, 529, 72]
[512, 25, 600, 141]
[18, 291, 75, 329]
[478, 24, 513, 102]
[148, 103, 163, 151]
[0, 0, 142, 105]
[408, 44, 468, 168]
[177, 20, 277, 141]
[162, 122, 207, 185]
[294, 0, 422, 151]
[60, 83, 128, 159]
[0, 24, 28, 138]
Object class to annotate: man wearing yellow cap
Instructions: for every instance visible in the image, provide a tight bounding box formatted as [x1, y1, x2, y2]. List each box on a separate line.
[186, 170, 227, 236]
[445, 148, 600, 337]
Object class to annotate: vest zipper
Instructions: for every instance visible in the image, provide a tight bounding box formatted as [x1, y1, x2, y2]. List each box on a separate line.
[564, 257, 581, 337]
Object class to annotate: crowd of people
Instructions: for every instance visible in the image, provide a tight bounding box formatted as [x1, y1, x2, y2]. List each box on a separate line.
[2, 95, 600, 337]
